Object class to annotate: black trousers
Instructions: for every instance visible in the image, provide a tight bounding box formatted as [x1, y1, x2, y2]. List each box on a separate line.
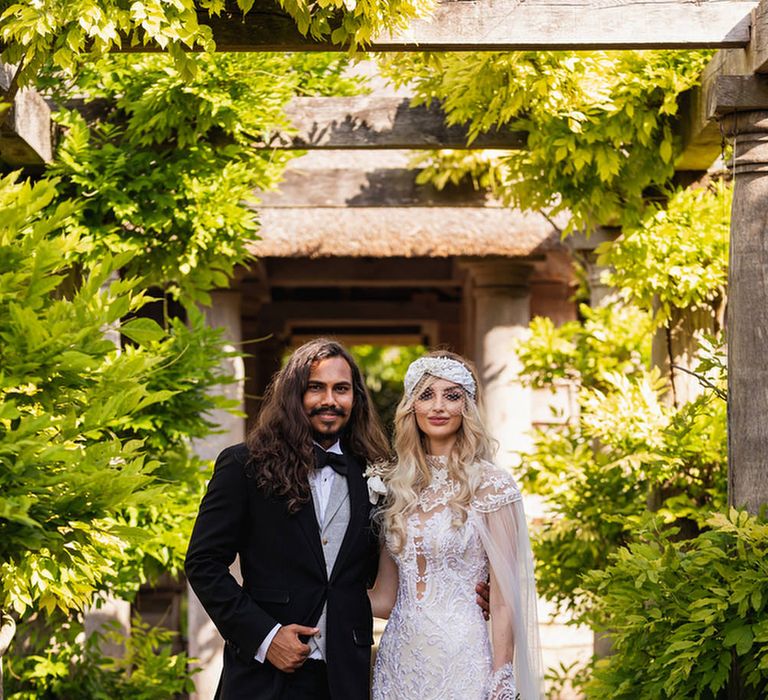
[281, 659, 331, 700]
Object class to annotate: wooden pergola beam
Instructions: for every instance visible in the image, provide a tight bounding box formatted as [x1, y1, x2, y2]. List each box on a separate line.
[677, 13, 768, 171]
[708, 74, 768, 115]
[750, 0, 768, 72]
[251, 299, 460, 325]
[261, 96, 525, 150]
[190, 0, 756, 52]
[262, 257, 459, 287]
[258, 158, 493, 207]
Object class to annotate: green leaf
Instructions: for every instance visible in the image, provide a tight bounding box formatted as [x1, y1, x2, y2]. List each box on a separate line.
[120, 318, 165, 345]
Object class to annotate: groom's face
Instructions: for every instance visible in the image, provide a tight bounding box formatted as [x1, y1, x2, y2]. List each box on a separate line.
[303, 356, 354, 448]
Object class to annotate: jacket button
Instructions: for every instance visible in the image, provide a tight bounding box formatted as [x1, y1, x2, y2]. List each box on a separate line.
[322, 538, 329, 545]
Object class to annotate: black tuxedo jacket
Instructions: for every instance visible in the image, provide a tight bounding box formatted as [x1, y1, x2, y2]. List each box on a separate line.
[185, 443, 378, 700]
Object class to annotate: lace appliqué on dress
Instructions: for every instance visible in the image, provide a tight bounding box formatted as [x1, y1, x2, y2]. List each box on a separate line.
[487, 662, 517, 700]
[373, 460, 526, 700]
[416, 456, 459, 512]
[472, 462, 522, 513]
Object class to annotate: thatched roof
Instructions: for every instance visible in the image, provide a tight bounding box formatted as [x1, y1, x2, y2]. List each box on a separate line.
[249, 207, 562, 258]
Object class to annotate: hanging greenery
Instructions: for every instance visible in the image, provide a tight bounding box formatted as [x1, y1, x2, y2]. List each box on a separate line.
[379, 50, 713, 232]
[598, 182, 731, 322]
[0, 7, 382, 695]
[42, 51, 362, 301]
[0, 0, 432, 86]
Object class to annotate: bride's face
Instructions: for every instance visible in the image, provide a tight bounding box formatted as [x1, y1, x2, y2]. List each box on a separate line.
[412, 377, 466, 452]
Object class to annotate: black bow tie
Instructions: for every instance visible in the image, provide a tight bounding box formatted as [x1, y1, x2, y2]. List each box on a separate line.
[313, 445, 348, 476]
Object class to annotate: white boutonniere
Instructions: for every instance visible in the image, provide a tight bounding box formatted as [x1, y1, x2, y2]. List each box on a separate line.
[364, 461, 388, 505]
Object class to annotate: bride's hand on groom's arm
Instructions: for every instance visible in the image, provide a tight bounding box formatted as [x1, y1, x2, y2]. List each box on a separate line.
[476, 580, 490, 620]
[266, 624, 319, 672]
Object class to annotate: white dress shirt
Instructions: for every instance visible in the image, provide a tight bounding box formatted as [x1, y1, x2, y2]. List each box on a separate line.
[254, 440, 343, 663]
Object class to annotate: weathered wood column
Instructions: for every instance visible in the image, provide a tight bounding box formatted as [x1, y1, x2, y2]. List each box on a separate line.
[461, 260, 533, 469]
[189, 290, 246, 700]
[720, 110, 768, 514]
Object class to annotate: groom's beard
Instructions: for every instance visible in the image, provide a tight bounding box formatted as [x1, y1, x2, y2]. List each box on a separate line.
[312, 426, 346, 444]
[310, 405, 348, 446]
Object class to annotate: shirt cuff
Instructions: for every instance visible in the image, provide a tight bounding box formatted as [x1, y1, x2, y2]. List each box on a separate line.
[254, 624, 281, 663]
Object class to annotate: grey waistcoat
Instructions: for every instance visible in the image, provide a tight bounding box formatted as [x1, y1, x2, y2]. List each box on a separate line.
[308, 472, 351, 659]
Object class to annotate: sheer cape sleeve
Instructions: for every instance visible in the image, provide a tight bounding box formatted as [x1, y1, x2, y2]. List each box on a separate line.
[473, 463, 543, 700]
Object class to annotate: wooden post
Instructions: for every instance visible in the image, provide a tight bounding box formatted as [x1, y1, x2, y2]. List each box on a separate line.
[720, 110, 768, 515]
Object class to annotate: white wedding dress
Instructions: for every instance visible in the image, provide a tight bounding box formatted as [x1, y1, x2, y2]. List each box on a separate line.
[372, 460, 542, 700]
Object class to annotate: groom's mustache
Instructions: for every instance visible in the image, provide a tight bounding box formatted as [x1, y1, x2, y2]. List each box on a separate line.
[310, 405, 346, 417]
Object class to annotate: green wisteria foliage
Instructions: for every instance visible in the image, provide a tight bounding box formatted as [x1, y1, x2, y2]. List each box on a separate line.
[44, 51, 362, 301]
[515, 184, 741, 694]
[599, 182, 731, 322]
[0, 173, 225, 618]
[584, 511, 768, 699]
[0, 8, 389, 694]
[380, 50, 713, 232]
[0, 0, 432, 85]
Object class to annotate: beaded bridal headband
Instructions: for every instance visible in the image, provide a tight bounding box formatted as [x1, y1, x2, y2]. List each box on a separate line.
[403, 357, 477, 400]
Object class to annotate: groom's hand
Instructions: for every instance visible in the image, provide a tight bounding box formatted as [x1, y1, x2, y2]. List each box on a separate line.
[266, 624, 319, 672]
[476, 580, 490, 621]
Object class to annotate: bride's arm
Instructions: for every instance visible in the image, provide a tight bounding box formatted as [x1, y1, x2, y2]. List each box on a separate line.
[476, 472, 542, 700]
[482, 504, 523, 700]
[489, 561, 515, 670]
[367, 545, 399, 619]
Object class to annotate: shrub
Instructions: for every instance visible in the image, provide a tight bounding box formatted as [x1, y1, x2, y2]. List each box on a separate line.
[583, 510, 768, 699]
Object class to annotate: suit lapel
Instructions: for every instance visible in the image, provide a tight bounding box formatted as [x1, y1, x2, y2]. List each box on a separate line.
[329, 454, 367, 582]
[294, 492, 326, 574]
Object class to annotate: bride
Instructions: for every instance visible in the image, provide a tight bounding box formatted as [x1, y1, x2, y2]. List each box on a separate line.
[368, 352, 542, 700]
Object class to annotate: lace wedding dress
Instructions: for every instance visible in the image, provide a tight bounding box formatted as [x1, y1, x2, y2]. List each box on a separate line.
[372, 460, 542, 700]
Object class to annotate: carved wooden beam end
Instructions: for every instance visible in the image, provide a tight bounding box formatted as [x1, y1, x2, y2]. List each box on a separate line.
[0, 64, 52, 166]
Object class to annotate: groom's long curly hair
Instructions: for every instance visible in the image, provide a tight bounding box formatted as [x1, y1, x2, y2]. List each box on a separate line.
[245, 338, 390, 513]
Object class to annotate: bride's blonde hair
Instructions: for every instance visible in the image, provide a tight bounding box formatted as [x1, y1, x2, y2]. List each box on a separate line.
[381, 351, 495, 553]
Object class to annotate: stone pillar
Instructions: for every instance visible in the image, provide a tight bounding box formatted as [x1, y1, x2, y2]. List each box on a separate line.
[192, 291, 246, 462]
[189, 290, 246, 700]
[721, 110, 768, 515]
[83, 272, 131, 657]
[583, 251, 616, 308]
[461, 260, 533, 470]
[566, 227, 620, 308]
[83, 595, 131, 657]
[0, 612, 16, 700]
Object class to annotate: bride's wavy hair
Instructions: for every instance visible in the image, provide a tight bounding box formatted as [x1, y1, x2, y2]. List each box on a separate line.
[381, 351, 495, 553]
[246, 338, 390, 513]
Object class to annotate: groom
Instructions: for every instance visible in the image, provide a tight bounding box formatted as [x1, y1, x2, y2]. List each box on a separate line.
[185, 338, 390, 699]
